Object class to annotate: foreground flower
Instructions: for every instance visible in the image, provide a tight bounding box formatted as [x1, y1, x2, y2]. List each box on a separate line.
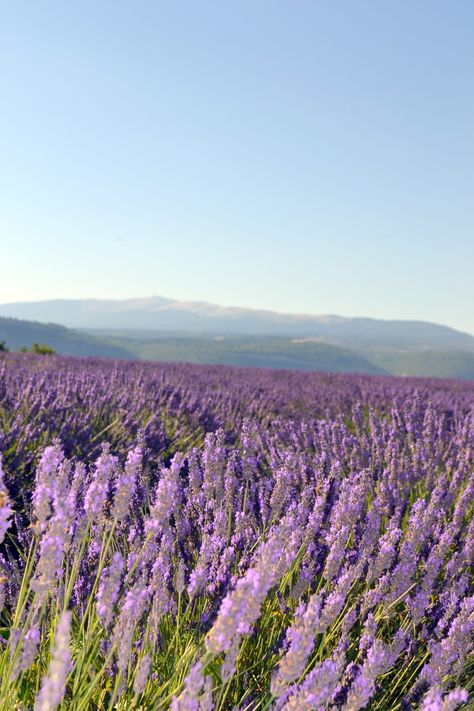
[96, 551, 124, 629]
[35, 611, 73, 711]
[0, 456, 13, 544]
[205, 522, 296, 655]
[112, 446, 141, 521]
[421, 686, 468, 711]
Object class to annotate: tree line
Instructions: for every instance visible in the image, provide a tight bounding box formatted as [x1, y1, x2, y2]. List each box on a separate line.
[0, 341, 56, 355]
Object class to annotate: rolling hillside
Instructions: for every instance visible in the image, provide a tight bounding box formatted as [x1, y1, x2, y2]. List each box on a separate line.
[1, 297, 473, 352]
[0, 317, 133, 359]
[102, 335, 386, 374]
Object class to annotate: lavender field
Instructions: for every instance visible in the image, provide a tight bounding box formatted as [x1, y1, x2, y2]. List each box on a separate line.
[0, 353, 473, 710]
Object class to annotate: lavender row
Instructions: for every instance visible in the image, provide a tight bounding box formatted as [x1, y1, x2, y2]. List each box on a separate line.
[1, 353, 472, 492]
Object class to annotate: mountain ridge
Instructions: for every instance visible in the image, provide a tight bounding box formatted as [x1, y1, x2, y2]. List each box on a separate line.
[0, 296, 473, 350]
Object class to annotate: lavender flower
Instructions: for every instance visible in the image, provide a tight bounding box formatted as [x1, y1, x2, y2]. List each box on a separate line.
[96, 552, 124, 629]
[423, 595, 474, 684]
[277, 654, 345, 710]
[145, 453, 184, 534]
[84, 444, 117, 519]
[271, 594, 322, 696]
[32, 444, 64, 532]
[343, 635, 405, 711]
[35, 611, 72, 711]
[112, 574, 149, 679]
[133, 653, 151, 696]
[112, 446, 141, 522]
[0, 456, 13, 544]
[171, 662, 205, 711]
[30, 534, 64, 598]
[421, 687, 469, 711]
[206, 522, 296, 655]
[11, 626, 40, 679]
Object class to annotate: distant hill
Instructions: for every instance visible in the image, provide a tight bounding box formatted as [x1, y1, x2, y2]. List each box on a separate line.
[0, 317, 385, 375]
[365, 348, 474, 380]
[101, 334, 386, 374]
[0, 317, 133, 359]
[1, 296, 473, 351]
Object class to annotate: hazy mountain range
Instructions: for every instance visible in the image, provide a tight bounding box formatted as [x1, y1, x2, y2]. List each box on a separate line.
[1, 296, 474, 379]
[1, 296, 474, 346]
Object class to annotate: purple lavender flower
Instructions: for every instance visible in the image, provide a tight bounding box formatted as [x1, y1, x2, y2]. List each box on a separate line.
[423, 595, 474, 684]
[366, 521, 401, 584]
[96, 552, 124, 629]
[271, 594, 322, 696]
[30, 534, 64, 598]
[199, 676, 214, 711]
[171, 661, 205, 711]
[358, 613, 377, 653]
[0, 456, 13, 544]
[32, 444, 64, 532]
[322, 471, 370, 582]
[35, 611, 72, 711]
[343, 635, 406, 711]
[10, 626, 40, 680]
[84, 444, 118, 520]
[277, 653, 345, 710]
[112, 574, 149, 679]
[421, 686, 468, 711]
[145, 453, 184, 534]
[147, 529, 176, 640]
[133, 653, 151, 696]
[0, 570, 6, 614]
[206, 522, 296, 655]
[112, 446, 141, 522]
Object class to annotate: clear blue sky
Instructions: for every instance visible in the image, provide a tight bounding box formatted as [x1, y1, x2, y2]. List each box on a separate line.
[1, 1, 473, 333]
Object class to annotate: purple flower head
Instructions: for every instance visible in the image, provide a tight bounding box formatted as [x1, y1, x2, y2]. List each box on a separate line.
[11, 626, 40, 679]
[112, 446, 141, 522]
[421, 686, 468, 711]
[423, 595, 474, 685]
[146, 452, 184, 534]
[277, 653, 345, 711]
[84, 444, 118, 520]
[271, 593, 322, 697]
[32, 444, 64, 531]
[171, 661, 205, 711]
[35, 611, 72, 711]
[31, 534, 64, 598]
[206, 521, 297, 655]
[133, 653, 151, 696]
[343, 636, 405, 711]
[96, 551, 124, 629]
[113, 574, 149, 678]
[0, 456, 13, 544]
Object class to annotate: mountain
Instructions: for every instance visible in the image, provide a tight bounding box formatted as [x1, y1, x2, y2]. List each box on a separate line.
[0, 317, 133, 359]
[0, 296, 473, 351]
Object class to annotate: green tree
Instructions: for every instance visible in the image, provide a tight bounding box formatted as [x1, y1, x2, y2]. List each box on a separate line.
[20, 342, 56, 355]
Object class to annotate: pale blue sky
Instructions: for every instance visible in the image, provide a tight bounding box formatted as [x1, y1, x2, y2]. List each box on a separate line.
[1, 1, 473, 333]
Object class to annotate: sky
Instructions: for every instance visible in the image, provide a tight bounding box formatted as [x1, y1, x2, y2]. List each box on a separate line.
[1, 1, 473, 334]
